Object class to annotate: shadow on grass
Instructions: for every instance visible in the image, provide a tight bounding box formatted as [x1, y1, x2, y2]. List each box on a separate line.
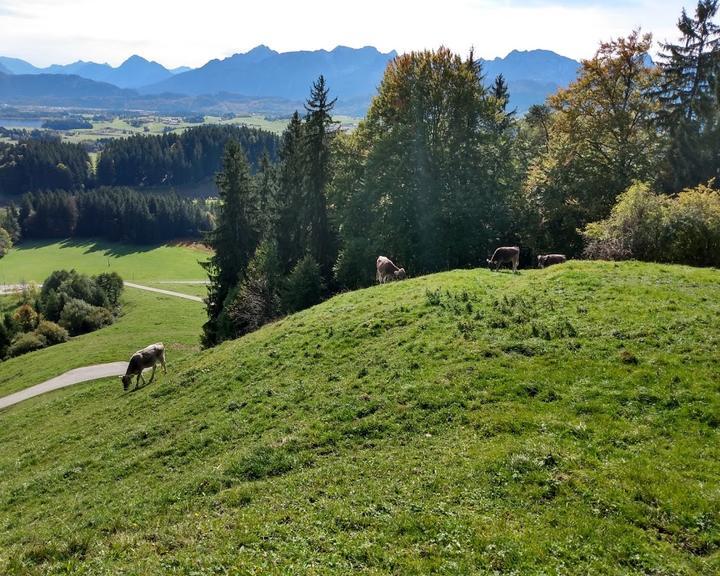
[15, 238, 160, 257]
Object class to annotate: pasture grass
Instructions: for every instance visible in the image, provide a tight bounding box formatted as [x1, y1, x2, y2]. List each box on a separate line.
[0, 238, 209, 284]
[0, 261, 719, 574]
[0, 287, 204, 397]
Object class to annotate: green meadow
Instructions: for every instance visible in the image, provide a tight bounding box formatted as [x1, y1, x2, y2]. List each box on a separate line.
[0, 287, 205, 398]
[1, 261, 719, 574]
[0, 239, 209, 284]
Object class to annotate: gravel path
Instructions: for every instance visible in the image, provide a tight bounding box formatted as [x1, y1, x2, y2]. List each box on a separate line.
[0, 362, 128, 411]
[123, 282, 204, 302]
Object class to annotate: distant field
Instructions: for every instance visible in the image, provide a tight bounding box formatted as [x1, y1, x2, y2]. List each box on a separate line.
[0, 287, 204, 398]
[3, 114, 362, 146]
[0, 239, 210, 284]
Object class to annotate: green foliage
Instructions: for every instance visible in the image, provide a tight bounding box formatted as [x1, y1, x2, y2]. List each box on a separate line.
[0, 226, 11, 258]
[655, 0, 720, 191]
[12, 304, 38, 333]
[583, 181, 720, 266]
[525, 31, 662, 254]
[96, 124, 279, 188]
[20, 188, 211, 244]
[0, 138, 91, 196]
[332, 47, 517, 281]
[224, 240, 283, 339]
[202, 141, 260, 347]
[34, 320, 69, 346]
[58, 298, 114, 336]
[282, 254, 324, 313]
[94, 272, 124, 308]
[7, 331, 46, 357]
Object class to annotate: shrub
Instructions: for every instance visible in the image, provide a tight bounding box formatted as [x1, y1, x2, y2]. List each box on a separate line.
[12, 304, 39, 333]
[0, 226, 11, 258]
[226, 241, 282, 338]
[583, 181, 720, 266]
[8, 332, 46, 357]
[583, 182, 669, 261]
[95, 272, 124, 307]
[35, 320, 69, 346]
[59, 298, 114, 336]
[282, 255, 325, 314]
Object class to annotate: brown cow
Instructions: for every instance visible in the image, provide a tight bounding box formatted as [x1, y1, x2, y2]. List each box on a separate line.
[121, 342, 167, 391]
[487, 246, 520, 273]
[537, 254, 567, 268]
[376, 256, 406, 284]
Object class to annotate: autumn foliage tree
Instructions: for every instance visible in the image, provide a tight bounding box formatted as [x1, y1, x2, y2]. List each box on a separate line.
[524, 31, 662, 253]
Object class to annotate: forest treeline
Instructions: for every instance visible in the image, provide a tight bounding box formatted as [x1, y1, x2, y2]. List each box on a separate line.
[8, 188, 212, 244]
[0, 124, 279, 195]
[201, 1, 720, 346]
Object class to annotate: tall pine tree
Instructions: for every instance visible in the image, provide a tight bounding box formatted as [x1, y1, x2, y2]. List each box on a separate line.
[202, 140, 259, 347]
[303, 75, 338, 283]
[656, 0, 720, 190]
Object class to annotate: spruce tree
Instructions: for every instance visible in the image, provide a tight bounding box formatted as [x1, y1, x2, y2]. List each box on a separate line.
[275, 112, 306, 273]
[202, 140, 259, 347]
[656, 0, 720, 190]
[303, 75, 338, 283]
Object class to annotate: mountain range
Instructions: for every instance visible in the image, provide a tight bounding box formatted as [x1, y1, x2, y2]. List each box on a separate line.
[0, 46, 582, 115]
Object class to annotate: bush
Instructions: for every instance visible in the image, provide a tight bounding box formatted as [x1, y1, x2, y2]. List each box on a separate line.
[12, 304, 39, 333]
[35, 320, 69, 346]
[583, 181, 720, 267]
[59, 298, 114, 336]
[0, 226, 11, 258]
[8, 332, 46, 357]
[225, 241, 282, 338]
[281, 255, 325, 314]
[95, 272, 124, 307]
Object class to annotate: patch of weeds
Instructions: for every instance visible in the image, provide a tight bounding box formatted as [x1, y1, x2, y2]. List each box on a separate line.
[225, 445, 297, 482]
[619, 350, 639, 365]
[425, 288, 442, 306]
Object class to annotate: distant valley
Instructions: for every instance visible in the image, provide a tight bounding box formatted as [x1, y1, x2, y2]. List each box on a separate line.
[0, 46, 581, 115]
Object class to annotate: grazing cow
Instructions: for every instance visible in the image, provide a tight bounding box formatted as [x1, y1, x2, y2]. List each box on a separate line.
[487, 246, 520, 273]
[376, 256, 406, 284]
[537, 253, 567, 268]
[121, 342, 167, 391]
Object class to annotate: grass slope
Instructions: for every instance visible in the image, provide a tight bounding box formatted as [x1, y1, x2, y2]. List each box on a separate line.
[1, 261, 719, 574]
[0, 288, 204, 398]
[0, 239, 209, 284]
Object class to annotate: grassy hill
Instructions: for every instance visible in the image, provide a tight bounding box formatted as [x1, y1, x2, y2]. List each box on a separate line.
[0, 239, 209, 284]
[0, 287, 205, 398]
[1, 261, 719, 574]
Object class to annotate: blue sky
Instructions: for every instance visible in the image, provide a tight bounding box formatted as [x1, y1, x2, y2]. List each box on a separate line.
[0, 0, 695, 67]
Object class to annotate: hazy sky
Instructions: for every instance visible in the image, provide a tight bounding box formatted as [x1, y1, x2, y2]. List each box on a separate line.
[0, 0, 695, 68]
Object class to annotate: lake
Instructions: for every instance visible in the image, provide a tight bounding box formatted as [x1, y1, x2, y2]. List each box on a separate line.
[0, 117, 44, 129]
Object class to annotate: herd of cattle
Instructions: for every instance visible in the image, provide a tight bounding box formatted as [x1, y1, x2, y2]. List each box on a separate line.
[121, 248, 565, 390]
[378, 246, 566, 281]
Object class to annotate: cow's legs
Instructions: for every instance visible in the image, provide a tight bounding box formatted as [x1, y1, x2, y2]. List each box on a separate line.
[512, 258, 518, 274]
[160, 353, 167, 374]
[148, 364, 157, 384]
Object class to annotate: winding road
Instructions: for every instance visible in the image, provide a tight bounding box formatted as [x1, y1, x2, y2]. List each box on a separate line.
[0, 280, 204, 411]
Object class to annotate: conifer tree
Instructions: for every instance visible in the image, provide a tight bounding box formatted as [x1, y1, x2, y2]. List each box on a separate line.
[656, 0, 720, 190]
[303, 75, 338, 282]
[202, 140, 259, 347]
[275, 112, 306, 273]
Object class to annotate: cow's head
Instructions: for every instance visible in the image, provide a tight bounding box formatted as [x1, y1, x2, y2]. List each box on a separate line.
[537, 255, 545, 268]
[395, 268, 406, 280]
[121, 374, 132, 391]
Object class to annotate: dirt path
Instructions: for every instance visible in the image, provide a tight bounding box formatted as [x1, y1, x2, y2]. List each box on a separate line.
[0, 362, 128, 411]
[123, 282, 204, 302]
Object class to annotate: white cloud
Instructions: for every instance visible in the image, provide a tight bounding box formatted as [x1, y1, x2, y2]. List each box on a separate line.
[0, 0, 692, 67]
